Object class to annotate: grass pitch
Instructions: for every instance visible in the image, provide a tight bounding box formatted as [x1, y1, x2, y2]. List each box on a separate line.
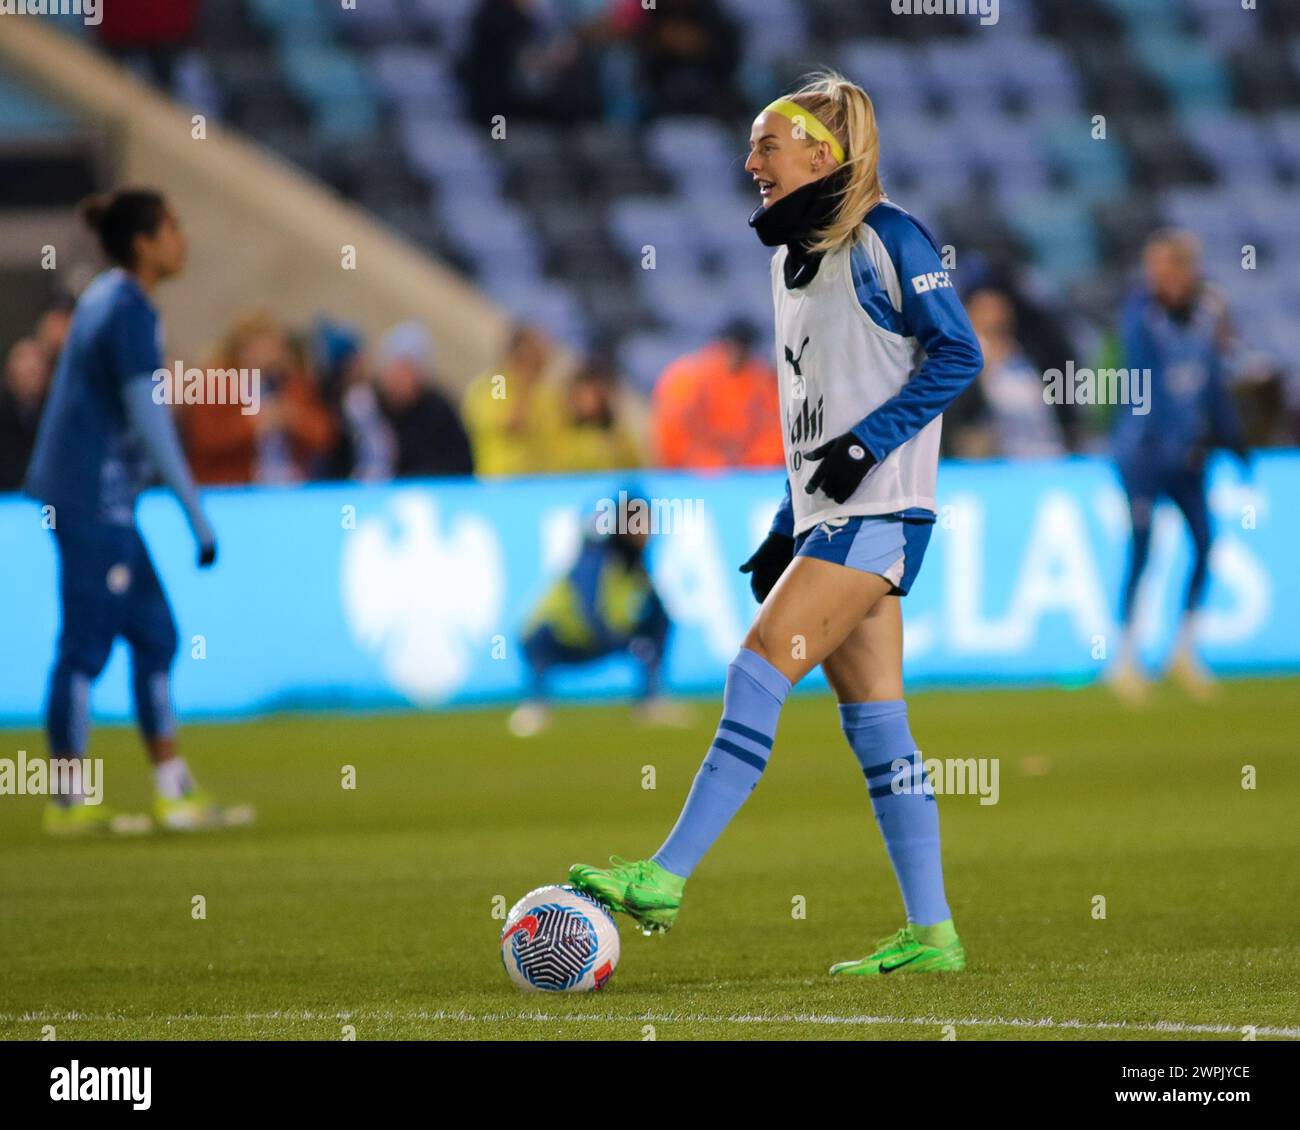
[1, 678, 1298, 1041]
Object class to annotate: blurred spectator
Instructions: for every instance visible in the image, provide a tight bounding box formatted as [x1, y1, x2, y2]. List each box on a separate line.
[556, 354, 644, 471]
[463, 324, 568, 477]
[0, 338, 52, 491]
[95, 0, 201, 89]
[960, 257, 1085, 451]
[567, 0, 646, 122]
[34, 291, 76, 362]
[369, 322, 474, 480]
[1233, 361, 1300, 448]
[945, 289, 1066, 460]
[652, 320, 783, 470]
[182, 311, 337, 485]
[456, 0, 603, 123]
[311, 319, 369, 481]
[635, 0, 742, 118]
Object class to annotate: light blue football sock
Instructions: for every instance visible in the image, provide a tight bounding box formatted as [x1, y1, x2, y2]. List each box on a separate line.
[840, 700, 951, 927]
[652, 647, 791, 879]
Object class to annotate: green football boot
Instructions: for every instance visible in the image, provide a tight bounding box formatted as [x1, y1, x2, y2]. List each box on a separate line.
[154, 788, 255, 832]
[42, 801, 152, 837]
[567, 855, 685, 934]
[829, 920, 967, 976]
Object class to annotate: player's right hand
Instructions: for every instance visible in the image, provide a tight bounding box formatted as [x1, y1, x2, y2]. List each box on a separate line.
[198, 540, 218, 569]
[739, 532, 794, 604]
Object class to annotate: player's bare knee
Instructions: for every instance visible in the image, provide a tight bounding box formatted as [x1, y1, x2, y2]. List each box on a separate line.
[741, 623, 774, 665]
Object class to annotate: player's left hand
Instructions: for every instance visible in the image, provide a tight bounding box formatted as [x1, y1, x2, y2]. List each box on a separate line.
[804, 432, 876, 504]
[198, 539, 218, 569]
[738, 531, 794, 603]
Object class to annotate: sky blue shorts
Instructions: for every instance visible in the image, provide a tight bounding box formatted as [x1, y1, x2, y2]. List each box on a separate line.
[792, 514, 934, 596]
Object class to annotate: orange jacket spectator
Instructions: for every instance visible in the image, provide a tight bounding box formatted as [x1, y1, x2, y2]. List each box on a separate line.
[652, 327, 783, 470]
[182, 313, 337, 485]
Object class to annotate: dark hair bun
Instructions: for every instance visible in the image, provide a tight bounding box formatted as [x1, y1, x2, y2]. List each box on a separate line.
[77, 188, 166, 268]
[79, 194, 111, 233]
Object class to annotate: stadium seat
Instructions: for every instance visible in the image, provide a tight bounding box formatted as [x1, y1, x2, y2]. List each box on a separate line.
[406, 0, 479, 52]
[619, 329, 701, 396]
[1132, 33, 1233, 114]
[638, 269, 737, 339]
[368, 46, 460, 114]
[1007, 194, 1101, 287]
[646, 118, 740, 195]
[1183, 0, 1261, 49]
[721, 0, 809, 62]
[279, 43, 380, 140]
[481, 276, 591, 352]
[1037, 117, 1131, 204]
[839, 42, 931, 115]
[439, 198, 544, 280]
[399, 116, 500, 193]
[247, 0, 340, 43]
[1268, 112, 1300, 177]
[1184, 112, 1281, 187]
[608, 198, 707, 274]
[336, 0, 410, 45]
[0, 76, 75, 138]
[996, 38, 1083, 118]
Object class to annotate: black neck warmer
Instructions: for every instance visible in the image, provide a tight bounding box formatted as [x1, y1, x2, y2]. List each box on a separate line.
[748, 165, 854, 290]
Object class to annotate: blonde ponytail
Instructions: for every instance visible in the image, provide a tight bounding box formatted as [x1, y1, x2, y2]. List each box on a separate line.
[780, 71, 884, 255]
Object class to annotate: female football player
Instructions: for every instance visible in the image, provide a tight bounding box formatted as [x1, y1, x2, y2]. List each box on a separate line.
[25, 188, 247, 834]
[1107, 229, 1248, 703]
[569, 72, 983, 975]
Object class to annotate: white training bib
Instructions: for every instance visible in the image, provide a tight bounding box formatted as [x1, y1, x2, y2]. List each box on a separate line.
[771, 223, 942, 535]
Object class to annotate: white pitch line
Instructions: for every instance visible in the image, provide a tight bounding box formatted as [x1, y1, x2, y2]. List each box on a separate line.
[3, 1010, 1298, 1038]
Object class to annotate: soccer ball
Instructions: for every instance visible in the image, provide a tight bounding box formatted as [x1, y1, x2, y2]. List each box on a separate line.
[500, 884, 620, 992]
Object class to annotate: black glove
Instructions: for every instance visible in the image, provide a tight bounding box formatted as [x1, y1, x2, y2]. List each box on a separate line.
[739, 531, 794, 603]
[198, 539, 218, 569]
[804, 432, 877, 503]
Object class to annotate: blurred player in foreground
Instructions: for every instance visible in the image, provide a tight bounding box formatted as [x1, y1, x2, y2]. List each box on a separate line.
[569, 72, 983, 975]
[24, 188, 251, 834]
[508, 487, 691, 737]
[1108, 229, 1249, 703]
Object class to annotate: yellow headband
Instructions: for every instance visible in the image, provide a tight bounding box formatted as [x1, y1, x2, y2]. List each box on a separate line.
[763, 98, 845, 163]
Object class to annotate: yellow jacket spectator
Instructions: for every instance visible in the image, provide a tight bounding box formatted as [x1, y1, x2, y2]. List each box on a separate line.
[465, 331, 644, 476]
[462, 326, 566, 477]
[556, 356, 644, 472]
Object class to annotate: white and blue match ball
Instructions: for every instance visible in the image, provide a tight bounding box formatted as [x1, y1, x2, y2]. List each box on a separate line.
[500, 884, 620, 993]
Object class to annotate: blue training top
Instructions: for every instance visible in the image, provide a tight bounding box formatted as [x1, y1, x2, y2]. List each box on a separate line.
[1112, 285, 1244, 470]
[25, 269, 163, 526]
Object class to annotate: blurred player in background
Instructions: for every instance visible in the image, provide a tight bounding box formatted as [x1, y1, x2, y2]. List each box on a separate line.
[24, 188, 249, 835]
[508, 486, 690, 738]
[569, 72, 983, 976]
[1107, 229, 1249, 703]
